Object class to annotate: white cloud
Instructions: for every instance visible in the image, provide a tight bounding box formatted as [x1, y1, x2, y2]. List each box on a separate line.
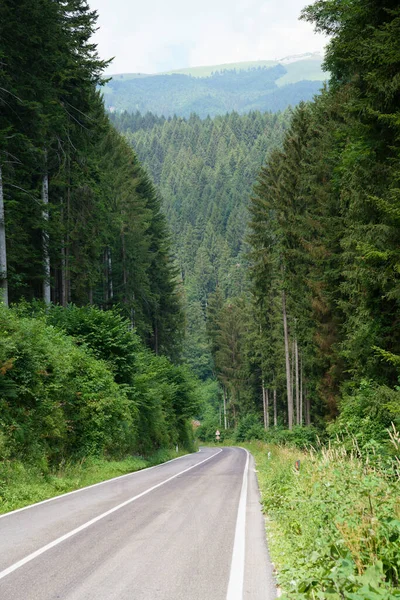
[89, 0, 328, 74]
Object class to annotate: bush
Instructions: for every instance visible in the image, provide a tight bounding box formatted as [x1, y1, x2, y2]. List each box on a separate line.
[235, 414, 265, 442]
[264, 425, 322, 449]
[328, 380, 400, 460]
[0, 305, 135, 463]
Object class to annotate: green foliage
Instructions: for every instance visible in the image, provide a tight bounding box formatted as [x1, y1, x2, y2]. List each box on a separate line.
[234, 414, 265, 442]
[264, 426, 322, 449]
[247, 441, 400, 599]
[0, 448, 188, 514]
[0, 0, 183, 357]
[45, 304, 141, 385]
[0, 304, 134, 463]
[328, 380, 400, 459]
[0, 303, 200, 470]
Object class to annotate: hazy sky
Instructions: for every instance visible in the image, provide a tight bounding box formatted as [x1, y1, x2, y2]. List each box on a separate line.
[89, 0, 327, 74]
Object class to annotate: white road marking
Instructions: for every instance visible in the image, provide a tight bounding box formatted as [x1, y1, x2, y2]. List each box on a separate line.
[0, 449, 222, 581]
[0, 449, 201, 520]
[226, 448, 249, 600]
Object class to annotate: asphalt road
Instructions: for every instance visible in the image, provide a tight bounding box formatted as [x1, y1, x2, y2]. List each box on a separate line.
[0, 447, 276, 600]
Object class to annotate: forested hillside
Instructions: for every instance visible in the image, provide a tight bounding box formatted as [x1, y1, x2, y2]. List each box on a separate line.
[113, 110, 290, 380]
[0, 0, 199, 474]
[103, 56, 325, 117]
[246, 0, 400, 442]
[113, 0, 400, 445]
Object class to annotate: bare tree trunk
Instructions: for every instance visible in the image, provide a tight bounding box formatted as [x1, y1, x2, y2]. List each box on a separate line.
[300, 354, 303, 426]
[121, 232, 127, 305]
[291, 338, 295, 418]
[262, 381, 267, 429]
[282, 290, 293, 429]
[295, 338, 300, 425]
[223, 386, 227, 429]
[306, 389, 311, 426]
[0, 165, 8, 306]
[42, 158, 51, 305]
[107, 247, 113, 300]
[103, 248, 109, 304]
[273, 388, 277, 427]
[266, 387, 269, 428]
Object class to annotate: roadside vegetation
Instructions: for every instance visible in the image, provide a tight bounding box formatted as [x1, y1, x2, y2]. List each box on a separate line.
[0, 448, 188, 515]
[0, 303, 201, 514]
[248, 436, 400, 600]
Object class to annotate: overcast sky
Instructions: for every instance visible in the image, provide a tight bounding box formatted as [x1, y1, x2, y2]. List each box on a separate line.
[89, 0, 328, 74]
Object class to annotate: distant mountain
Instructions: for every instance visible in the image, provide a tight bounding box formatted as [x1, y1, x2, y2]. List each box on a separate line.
[102, 53, 327, 118]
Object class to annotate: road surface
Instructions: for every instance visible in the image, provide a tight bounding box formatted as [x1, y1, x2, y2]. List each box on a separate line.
[0, 447, 276, 599]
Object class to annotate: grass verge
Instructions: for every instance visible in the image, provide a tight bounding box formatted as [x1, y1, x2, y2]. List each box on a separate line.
[0, 448, 189, 515]
[242, 441, 400, 599]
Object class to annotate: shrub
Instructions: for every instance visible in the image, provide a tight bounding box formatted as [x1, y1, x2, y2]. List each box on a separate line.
[235, 414, 265, 442]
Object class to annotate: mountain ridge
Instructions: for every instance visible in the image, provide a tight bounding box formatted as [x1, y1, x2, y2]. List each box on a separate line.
[102, 53, 327, 118]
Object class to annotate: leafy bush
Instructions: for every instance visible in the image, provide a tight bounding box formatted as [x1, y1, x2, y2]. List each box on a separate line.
[264, 425, 322, 449]
[46, 305, 141, 385]
[0, 305, 135, 463]
[328, 380, 400, 460]
[235, 414, 265, 442]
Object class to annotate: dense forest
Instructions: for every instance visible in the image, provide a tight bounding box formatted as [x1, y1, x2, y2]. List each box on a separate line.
[0, 0, 199, 466]
[111, 0, 400, 449]
[103, 62, 324, 118]
[112, 109, 290, 382]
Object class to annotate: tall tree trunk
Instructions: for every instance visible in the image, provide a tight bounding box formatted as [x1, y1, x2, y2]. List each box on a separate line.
[273, 387, 277, 427]
[0, 164, 8, 306]
[262, 381, 267, 429]
[103, 248, 109, 304]
[300, 355, 303, 426]
[266, 387, 269, 428]
[282, 290, 293, 429]
[295, 338, 300, 425]
[305, 389, 311, 426]
[291, 338, 295, 417]
[223, 386, 227, 429]
[107, 247, 113, 301]
[42, 156, 51, 305]
[121, 231, 127, 305]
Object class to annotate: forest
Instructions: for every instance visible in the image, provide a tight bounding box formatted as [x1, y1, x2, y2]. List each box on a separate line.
[103, 63, 324, 118]
[1, 0, 400, 597]
[0, 0, 198, 471]
[113, 10, 400, 451]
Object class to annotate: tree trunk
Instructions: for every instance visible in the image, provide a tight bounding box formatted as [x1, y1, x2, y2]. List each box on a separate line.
[266, 387, 269, 428]
[273, 388, 277, 427]
[108, 246, 113, 300]
[282, 290, 293, 429]
[0, 164, 8, 306]
[300, 355, 303, 426]
[291, 338, 295, 417]
[42, 159, 51, 305]
[295, 338, 300, 425]
[223, 386, 227, 429]
[262, 381, 267, 429]
[306, 389, 311, 426]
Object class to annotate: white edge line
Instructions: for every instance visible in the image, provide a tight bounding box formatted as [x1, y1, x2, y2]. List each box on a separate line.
[0, 448, 202, 520]
[226, 448, 249, 600]
[0, 448, 223, 581]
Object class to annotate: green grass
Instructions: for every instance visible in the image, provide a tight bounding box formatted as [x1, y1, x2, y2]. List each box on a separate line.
[0, 448, 189, 515]
[275, 59, 327, 87]
[242, 441, 400, 599]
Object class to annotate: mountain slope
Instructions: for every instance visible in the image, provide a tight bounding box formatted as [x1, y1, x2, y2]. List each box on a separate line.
[103, 54, 327, 117]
